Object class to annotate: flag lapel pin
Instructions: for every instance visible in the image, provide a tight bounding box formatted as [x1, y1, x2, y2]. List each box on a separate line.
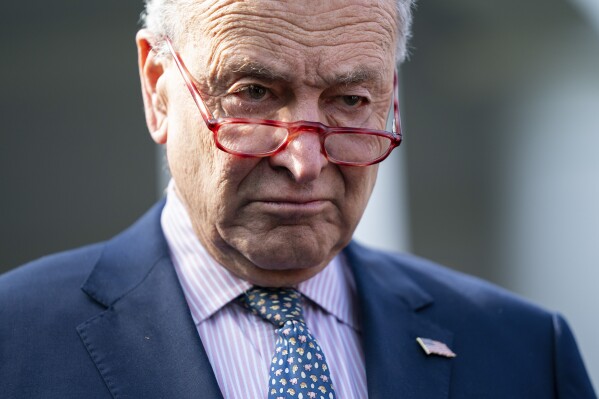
[416, 337, 456, 358]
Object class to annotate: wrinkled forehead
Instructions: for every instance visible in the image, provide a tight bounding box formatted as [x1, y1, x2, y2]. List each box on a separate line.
[177, 0, 399, 81]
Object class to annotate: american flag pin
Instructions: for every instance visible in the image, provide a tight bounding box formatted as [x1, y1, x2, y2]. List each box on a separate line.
[416, 337, 456, 358]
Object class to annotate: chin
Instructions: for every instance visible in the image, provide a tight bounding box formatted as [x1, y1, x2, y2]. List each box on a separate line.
[231, 230, 336, 270]
[247, 263, 327, 288]
[243, 246, 337, 287]
[251, 251, 325, 271]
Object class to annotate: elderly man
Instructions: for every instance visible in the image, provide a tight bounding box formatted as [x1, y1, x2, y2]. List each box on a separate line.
[0, 0, 596, 398]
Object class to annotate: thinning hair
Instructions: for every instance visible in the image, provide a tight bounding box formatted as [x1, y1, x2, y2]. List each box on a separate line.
[140, 0, 416, 63]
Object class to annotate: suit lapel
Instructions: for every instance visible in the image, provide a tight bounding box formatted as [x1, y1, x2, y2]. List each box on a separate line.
[77, 202, 223, 399]
[345, 242, 454, 399]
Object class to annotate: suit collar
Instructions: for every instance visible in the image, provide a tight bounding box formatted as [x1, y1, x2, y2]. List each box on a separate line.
[344, 241, 454, 399]
[78, 201, 223, 399]
[81, 200, 169, 307]
[344, 241, 434, 311]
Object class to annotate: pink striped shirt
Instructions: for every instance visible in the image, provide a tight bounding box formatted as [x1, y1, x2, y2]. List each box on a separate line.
[161, 182, 368, 399]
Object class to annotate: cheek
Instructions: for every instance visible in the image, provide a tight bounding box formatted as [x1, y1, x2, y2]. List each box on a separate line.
[164, 97, 221, 222]
[213, 156, 260, 203]
[184, 150, 260, 224]
[166, 83, 218, 184]
[167, 126, 212, 190]
[166, 88, 261, 214]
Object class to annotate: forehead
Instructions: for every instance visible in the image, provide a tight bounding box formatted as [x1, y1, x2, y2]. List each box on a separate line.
[181, 0, 398, 82]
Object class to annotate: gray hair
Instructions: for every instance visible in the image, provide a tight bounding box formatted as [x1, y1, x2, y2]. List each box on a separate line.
[140, 0, 416, 62]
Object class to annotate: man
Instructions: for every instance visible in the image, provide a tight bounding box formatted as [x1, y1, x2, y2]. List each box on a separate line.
[0, 0, 595, 398]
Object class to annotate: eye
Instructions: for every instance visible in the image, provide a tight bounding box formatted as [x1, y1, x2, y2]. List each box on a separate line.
[340, 95, 366, 107]
[235, 84, 270, 101]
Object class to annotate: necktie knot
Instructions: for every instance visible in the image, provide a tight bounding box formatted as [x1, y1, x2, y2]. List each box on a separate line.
[240, 287, 305, 328]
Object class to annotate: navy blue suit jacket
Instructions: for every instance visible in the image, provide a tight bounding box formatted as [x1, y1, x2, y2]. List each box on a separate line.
[0, 202, 596, 398]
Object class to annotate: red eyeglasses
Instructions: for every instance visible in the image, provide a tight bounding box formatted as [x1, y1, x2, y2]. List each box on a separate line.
[165, 37, 402, 166]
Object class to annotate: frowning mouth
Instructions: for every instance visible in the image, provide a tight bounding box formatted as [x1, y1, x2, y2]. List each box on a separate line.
[250, 199, 330, 217]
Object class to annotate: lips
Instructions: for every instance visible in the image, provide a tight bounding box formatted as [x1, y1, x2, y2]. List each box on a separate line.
[249, 199, 330, 217]
[261, 199, 327, 207]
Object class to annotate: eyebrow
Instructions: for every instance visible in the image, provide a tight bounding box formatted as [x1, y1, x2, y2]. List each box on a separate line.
[228, 61, 292, 83]
[332, 67, 382, 86]
[218, 60, 382, 87]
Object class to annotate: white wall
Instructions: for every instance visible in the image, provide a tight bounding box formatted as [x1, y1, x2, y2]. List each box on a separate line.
[354, 148, 411, 253]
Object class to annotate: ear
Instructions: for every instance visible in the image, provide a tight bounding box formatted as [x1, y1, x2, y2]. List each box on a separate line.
[136, 29, 168, 144]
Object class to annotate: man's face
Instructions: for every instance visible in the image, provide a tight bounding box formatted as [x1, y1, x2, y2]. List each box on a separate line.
[139, 0, 398, 286]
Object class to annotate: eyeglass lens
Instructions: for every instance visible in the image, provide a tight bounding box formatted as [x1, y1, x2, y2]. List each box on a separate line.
[216, 123, 392, 164]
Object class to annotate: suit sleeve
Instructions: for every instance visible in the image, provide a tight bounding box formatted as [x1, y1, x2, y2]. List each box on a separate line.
[553, 313, 597, 398]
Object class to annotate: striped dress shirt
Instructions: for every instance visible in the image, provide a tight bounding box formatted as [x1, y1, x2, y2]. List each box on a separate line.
[161, 182, 368, 399]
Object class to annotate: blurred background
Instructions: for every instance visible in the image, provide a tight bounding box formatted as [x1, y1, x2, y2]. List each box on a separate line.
[1, 0, 597, 388]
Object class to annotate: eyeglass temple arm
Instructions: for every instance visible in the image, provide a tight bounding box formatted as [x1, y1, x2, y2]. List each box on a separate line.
[164, 37, 215, 121]
[392, 70, 402, 139]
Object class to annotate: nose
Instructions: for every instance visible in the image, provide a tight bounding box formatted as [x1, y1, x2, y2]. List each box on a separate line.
[268, 105, 329, 183]
[269, 131, 328, 183]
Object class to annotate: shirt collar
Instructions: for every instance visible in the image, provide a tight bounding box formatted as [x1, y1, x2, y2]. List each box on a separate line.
[161, 180, 359, 330]
[299, 254, 360, 330]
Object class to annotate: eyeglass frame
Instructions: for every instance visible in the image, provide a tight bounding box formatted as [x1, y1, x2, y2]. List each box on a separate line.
[164, 37, 403, 166]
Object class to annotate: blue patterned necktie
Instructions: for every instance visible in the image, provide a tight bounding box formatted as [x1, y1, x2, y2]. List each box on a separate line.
[239, 287, 337, 399]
